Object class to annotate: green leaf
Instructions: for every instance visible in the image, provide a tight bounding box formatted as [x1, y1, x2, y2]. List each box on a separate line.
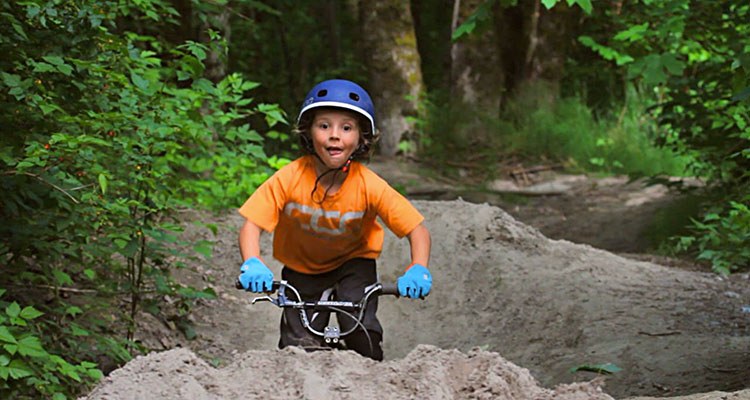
[12, 22, 28, 40]
[241, 81, 260, 91]
[660, 53, 684, 75]
[704, 213, 720, 221]
[52, 270, 73, 286]
[42, 55, 64, 66]
[60, 363, 81, 382]
[5, 303, 20, 318]
[83, 269, 96, 280]
[2, 72, 21, 87]
[98, 173, 107, 194]
[4, 344, 18, 355]
[57, 64, 73, 76]
[17, 336, 47, 357]
[71, 324, 89, 336]
[542, 0, 559, 9]
[569, 0, 592, 14]
[53, 393, 67, 400]
[33, 62, 57, 73]
[614, 23, 649, 42]
[569, 363, 622, 374]
[642, 54, 668, 85]
[186, 41, 207, 61]
[65, 306, 83, 316]
[452, 20, 476, 40]
[88, 368, 104, 380]
[7, 359, 33, 379]
[130, 71, 149, 90]
[19, 306, 43, 320]
[0, 354, 9, 366]
[0, 326, 17, 343]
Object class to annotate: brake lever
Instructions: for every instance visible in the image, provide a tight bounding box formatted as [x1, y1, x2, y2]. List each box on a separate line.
[251, 295, 278, 305]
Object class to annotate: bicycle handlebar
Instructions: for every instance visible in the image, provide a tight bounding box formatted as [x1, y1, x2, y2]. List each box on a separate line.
[235, 279, 400, 343]
[235, 279, 399, 298]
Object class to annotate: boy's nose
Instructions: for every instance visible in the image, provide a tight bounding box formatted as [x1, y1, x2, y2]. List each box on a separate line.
[329, 126, 342, 138]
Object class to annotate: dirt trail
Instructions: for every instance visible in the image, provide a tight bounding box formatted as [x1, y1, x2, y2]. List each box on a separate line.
[83, 345, 615, 400]
[87, 196, 750, 400]
[82, 159, 750, 400]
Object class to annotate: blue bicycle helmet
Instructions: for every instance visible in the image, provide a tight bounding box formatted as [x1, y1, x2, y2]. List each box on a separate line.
[297, 79, 376, 134]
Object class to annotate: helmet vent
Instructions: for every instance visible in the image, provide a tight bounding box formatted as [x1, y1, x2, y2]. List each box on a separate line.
[317, 89, 328, 97]
[349, 92, 360, 101]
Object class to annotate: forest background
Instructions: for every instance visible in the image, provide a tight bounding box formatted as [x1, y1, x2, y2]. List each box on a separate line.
[0, 0, 748, 398]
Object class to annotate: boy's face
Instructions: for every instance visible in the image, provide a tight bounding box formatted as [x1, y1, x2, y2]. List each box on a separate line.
[310, 108, 361, 170]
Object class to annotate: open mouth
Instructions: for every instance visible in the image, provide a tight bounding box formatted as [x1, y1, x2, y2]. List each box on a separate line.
[326, 146, 343, 156]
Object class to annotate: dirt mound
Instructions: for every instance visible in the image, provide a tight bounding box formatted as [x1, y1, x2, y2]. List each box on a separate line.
[81, 345, 613, 400]
[126, 199, 748, 399]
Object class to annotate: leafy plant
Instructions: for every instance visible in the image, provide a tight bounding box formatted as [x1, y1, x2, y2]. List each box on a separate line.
[578, 0, 750, 272]
[676, 198, 750, 275]
[0, 292, 102, 399]
[0, 0, 287, 397]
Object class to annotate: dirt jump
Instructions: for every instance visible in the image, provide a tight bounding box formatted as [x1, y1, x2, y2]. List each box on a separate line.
[81, 164, 749, 400]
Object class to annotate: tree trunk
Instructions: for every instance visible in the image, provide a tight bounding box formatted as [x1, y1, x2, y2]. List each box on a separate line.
[498, 0, 581, 107]
[360, 0, 425, 157]
[450, 0, 506, 115]
[410, 0, 453, 97]
[200, 8, 231, 83]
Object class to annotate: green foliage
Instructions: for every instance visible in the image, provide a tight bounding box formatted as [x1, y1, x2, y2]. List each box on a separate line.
[452, 0, 591, 42]
[0, 0, 286, 397]
[408, 85, 688, 178]
[229, 0, 367, 133]
[676, 198, 750, 275]
[505, 84, 689, 176]
[0, 294, 102, 399]
[579, 0, 750, 272]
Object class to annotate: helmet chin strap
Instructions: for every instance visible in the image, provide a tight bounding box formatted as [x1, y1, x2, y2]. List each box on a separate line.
[310, 152, 356, 204]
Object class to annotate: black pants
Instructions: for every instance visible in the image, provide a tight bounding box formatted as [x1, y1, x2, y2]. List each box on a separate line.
[278, 258, 384, 361]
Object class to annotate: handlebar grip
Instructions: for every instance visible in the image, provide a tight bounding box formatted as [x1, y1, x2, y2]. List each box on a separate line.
[235, 279, 281, 292]
[379, 282, 400, 297]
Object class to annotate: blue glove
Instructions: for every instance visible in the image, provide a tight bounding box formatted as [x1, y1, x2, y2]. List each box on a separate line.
[239, 257, 273, 292]
[397, 263, 432, 299]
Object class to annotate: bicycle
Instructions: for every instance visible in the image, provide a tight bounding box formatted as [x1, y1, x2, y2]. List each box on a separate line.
[235, 279, 400, 354]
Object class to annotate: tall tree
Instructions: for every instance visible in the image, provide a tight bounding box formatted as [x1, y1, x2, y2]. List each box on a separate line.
[359, 0, 425, 157]
[450, 0, 506, 114]
[449, 0, 583, 112]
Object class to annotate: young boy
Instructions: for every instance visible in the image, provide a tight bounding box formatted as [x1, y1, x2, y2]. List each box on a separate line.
[237, 79, 432, 361]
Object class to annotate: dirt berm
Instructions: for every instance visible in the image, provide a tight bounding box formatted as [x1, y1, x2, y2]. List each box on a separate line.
[82, 200, 750, 400]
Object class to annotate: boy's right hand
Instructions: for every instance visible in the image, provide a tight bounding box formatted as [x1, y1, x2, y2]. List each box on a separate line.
[239, 257, 273, 292]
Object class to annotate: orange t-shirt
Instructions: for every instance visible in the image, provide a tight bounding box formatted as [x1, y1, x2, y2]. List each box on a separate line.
[238, 156, 424, 274]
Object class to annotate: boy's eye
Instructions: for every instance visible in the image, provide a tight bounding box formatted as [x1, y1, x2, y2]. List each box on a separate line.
[343, 125, 352, 131]
[318, 123, 329, 129]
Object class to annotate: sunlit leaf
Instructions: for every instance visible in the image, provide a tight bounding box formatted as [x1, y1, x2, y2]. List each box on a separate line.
[19, 306, 43, 320]
[5, 302, 20, 318]
[569, 363, 622, 374]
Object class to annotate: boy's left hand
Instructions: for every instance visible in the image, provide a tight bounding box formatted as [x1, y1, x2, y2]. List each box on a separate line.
[397, 263, 432, 299]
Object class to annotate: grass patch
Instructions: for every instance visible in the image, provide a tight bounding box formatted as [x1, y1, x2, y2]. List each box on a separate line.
[411, 83, 691, 179]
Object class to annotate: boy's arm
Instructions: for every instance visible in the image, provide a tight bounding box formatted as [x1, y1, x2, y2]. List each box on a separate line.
[239, 219, 263, 261]
[406, 223, 431, 266]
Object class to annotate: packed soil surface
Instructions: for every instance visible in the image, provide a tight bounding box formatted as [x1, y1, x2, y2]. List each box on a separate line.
[82, 158, 750, 400]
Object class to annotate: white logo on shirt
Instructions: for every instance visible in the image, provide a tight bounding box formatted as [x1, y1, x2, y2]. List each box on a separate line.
[284, 203, 364, 236]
